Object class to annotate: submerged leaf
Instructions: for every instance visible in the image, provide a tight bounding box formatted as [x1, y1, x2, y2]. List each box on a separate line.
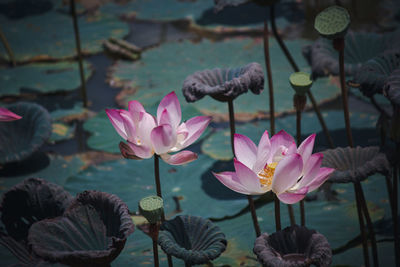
[322, 146, 390, 183]
[0, 102, 51, 164]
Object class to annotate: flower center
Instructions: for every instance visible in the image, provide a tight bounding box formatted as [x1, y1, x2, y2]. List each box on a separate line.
[258, 162, 277, 187]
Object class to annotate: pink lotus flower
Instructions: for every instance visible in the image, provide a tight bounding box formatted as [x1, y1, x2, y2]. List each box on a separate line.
[213, 130, 334, 204]
[106, 92, 211, 165]
[0, 107, 22, 121]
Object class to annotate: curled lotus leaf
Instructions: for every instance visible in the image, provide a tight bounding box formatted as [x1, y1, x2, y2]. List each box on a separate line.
[0, 177, 73, 242]
[182, 62, 264, 102]
[350, 51, 400, 97]
[28, 204, 126, 266]
[383, 68, 400, 106]
[253, 225, 332, 267]
[73, 190, 135, 241]
[302, 31, 400, 78]
[158, 215, 227, 265]
[322, 146, 391, 183]
[0, 102, 51, 164]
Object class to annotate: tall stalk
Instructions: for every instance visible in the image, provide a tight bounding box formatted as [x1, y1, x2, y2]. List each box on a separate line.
[296, 108, 306, 226]
[335, 37, 377, 267]
[0, 27, 16, 67]
[263, 16, 281, 231]
[393, 143, 399, 266]
[70, 0, 88, 108]
[153, 155, 173, 267]
[228, 100, 261, 237]
[270, 4, 334, 148]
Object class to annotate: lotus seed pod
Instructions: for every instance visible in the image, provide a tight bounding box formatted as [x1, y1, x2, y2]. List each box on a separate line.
[293, 94, 307, 111]
[139, 196, 164, 224]
[314, 5, 350, 40]
[289, 72, 313, 96]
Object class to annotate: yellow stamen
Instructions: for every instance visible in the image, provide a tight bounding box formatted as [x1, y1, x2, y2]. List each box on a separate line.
[258, 162, 277, 187]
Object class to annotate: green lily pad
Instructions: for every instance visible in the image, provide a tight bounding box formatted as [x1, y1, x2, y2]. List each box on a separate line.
[109, 38, 340, 121]
[49, 103, 87, 121]
[84, 107, 210, 153]
[0, 61, 92, 97]
[0, 10, 128, 62]
[201, 111, 379, 161]
[314, 5, 350, 39]
[64, 154, 249, 219]
[0, 154, 84, 195]
[49, 122, 76, 143]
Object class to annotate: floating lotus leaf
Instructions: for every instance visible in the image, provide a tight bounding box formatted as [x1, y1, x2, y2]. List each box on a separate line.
[28, 203, 130, 266]
[110, 38, 340, 121]
[0, 102, 51, 164]
[322, 146, 390, 183]
[158, 215, 227, 265]
[253, 225, 332, 267]
[202, 111, 379, 161]
[289, 71, 313, 95]
[0, 154, 84, 197]
[182, 62, 264, 102]
[383, 68, 400, 106]
[49, 122, 76, 143]
[0, 177, 73, 242]
[314, 5, 350, 40]
[64, 155, 249, 219]
[302, 31, 400, 78]
[0, 61, 92, 97]
[0, 9, 128, 62]
[350, 51, 400, 97]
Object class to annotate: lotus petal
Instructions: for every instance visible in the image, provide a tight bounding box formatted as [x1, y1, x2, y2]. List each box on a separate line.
[350, 51, 400, 97]
[383, 68, 400, 106]
[158, 215, 227, 265]
[302, 31, 400, 78]
[0, 102, 51, 164]
[28, 191, 134, 266]
[321, 146, 390, 183]
[253, 225, 332, 267]
[182, 62, 264, 102]
[0, 177, 73, 242]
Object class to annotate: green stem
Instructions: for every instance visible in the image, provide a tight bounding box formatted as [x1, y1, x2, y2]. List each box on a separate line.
[270, 4, 334, 148]
[248, 195, 261, 237]
[228, 100, 235, 156]
[274, 195, 281, 231]
[287, 204, 296, 226]
[263, 20, 275, 135]
[70, 0, 88, 108]
[336, 37, 375, 267]
[0, 27, 16, 67]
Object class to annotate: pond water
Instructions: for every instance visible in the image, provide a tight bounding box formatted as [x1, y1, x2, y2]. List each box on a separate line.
[0, 0, 399, 266]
